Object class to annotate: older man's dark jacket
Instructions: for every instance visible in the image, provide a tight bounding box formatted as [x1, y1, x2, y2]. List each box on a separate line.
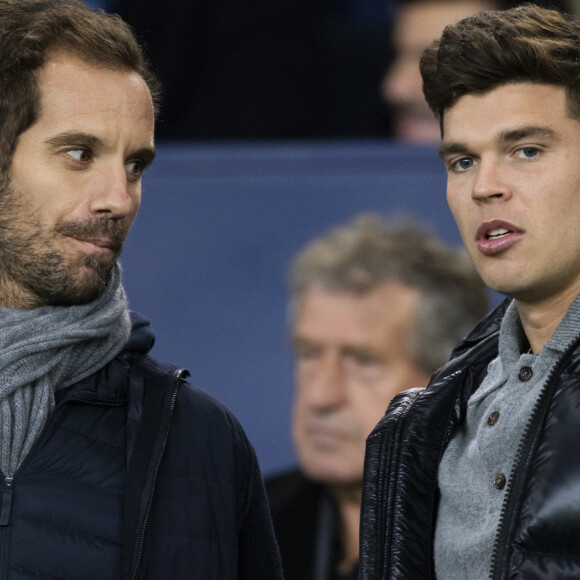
[0, 313, 282, 579]
[360, 299, 580, 579]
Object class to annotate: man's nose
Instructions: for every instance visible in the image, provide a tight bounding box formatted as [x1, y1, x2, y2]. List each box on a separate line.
[88, 164, 139, 218]
[303, 354, 348, 410]
[472, 158, 512, 202]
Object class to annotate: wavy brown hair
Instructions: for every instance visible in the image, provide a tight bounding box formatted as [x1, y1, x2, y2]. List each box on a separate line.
[0, 0, 160, 172]
[420, 3, 580, 129]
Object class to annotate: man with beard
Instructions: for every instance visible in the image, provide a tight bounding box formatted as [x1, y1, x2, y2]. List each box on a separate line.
[0, 1, 282, 578]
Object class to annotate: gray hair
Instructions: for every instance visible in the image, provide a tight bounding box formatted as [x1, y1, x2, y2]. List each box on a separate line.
[290, 213, 490, 374]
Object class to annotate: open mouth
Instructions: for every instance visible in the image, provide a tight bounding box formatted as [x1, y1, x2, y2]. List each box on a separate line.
[476, 221, 523, 255]
[486, 227, 511, 240]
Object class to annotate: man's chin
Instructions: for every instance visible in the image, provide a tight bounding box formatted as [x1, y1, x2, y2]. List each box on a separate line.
[41, 261, 115, 306]
[301, 461, 363, 487]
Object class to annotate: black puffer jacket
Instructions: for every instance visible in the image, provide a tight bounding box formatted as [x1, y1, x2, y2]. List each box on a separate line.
[1, 313, 282, 579]
[360, 299, 580, 580]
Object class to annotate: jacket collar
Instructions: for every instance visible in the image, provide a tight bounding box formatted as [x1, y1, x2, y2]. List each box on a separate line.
[55, 312, 156, 406]
[449, 298, 510, 360]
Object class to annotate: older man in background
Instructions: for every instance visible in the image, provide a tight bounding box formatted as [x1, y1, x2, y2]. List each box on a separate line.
[266, 214, 490, 580]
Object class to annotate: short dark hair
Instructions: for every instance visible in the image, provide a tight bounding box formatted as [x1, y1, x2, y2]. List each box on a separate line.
[0, 0, 160, 172]
[290, 214, 490, 374]
[420, 3, 580, 127]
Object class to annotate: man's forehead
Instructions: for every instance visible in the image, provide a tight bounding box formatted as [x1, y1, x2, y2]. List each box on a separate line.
[441, 83, 571, 143]
[39, 52, 146, 95]
[296, 283, 420, 332]
[31, 51, 154, 140]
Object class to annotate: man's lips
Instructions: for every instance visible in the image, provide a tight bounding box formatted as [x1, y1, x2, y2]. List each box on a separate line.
[69, 236, 119, 254]
[476, 220, 524, 255]
[56, 217, 124, 254]
[305, 424, 349, 447]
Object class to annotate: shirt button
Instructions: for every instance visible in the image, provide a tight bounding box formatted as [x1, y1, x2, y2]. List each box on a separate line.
[493, 473, 507, 490]
[487, 411, 500, 426]
[518, 366, 533, 382]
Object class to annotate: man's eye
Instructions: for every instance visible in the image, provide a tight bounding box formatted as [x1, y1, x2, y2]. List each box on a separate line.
[451, 157, 474, 172]
[295, 347, 320, 361]
[126, 160, 145, 177]
[517, 147, 539, 159]
[344, 355, 382, 383]
[66, 149, 90, 162]
[352, 354, 378, 367]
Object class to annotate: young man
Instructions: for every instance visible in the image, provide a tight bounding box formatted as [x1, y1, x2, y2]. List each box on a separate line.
[0, 1, 282, 578]
[360, 4, 580, 579]
[266, 214, 489, 580]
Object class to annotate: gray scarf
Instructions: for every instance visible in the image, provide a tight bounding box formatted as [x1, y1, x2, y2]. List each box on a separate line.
[0, 265, 131, 476]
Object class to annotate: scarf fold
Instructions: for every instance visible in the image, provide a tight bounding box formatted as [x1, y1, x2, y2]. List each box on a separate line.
[0, 265, 131, 476]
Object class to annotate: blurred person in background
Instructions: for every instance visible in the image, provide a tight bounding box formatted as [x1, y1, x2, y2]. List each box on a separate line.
[381, 0, 570, 143]
[109, 0, 397, 140]
[266, 214, 490, 580]
[86, 0, 572, 140]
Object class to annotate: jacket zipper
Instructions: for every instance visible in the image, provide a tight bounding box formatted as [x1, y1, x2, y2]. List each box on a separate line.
[0, 394, 121, 531]
[0, 389, 124, 578]
[130, 368, 188, 580]
[488, 348, 573, 579]
[0, 474, 13, 527]
[0, 473, 14, 580]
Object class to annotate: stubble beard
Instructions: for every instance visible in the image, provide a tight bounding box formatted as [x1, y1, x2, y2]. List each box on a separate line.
[0, 177, 127, 308]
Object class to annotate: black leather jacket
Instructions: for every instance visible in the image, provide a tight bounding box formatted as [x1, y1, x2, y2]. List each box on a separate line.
[360, 299, 580, 579]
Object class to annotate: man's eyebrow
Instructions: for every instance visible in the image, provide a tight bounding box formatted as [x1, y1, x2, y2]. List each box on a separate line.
[498, 125, 560, 144]
[45, 132, 103, 149]
[438, 141, 470, 160]
[439, 126, 561, 160]
[131, 146, 156, 166]
[292, 336, 317, 349]
[340, 344, 382, 362]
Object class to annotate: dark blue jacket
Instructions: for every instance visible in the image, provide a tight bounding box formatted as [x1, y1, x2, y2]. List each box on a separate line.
[1, 313, 282, 579]
[266, 469, 359, 580]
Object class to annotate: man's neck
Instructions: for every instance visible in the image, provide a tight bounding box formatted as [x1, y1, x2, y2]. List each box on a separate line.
[516, 287, 580, 354]
[330, 483, 361, 575]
